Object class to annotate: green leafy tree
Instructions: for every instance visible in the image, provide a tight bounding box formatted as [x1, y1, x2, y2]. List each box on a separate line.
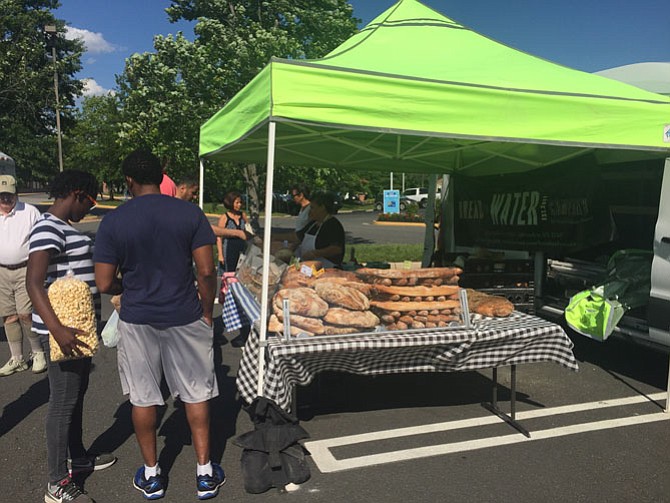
[0, 0, 84, 183]
[65, 94, 124, 198]
[116, 0, 359, 210]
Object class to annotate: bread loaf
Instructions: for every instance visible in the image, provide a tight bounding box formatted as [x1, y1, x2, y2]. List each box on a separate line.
[273, 288, 329, 317]
[272, 309, 326, 335]
[324, 308, 380, 328]
[313, 281, 370, 311]
[322, 325, 360, 335]
[466, 289, 514, 317]
[268, 314, 313, 336]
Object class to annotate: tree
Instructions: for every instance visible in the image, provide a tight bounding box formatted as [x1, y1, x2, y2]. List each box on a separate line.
[66, 94, 125, 198]
[0, 0, 84, 182]
[115, 0, 359, 210]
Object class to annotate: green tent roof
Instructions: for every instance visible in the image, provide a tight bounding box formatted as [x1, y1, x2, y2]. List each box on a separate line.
[199, 0, 670, 174]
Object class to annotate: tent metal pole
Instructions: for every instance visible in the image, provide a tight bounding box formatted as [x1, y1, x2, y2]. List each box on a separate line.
[198, 158, 205, 210]
[666, 350, 670, 413]
[257, 121, 276, 397]
[422, 174, 438, 267]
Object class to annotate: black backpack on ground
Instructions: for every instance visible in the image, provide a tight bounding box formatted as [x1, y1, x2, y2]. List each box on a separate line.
[233, 397, 311, 494]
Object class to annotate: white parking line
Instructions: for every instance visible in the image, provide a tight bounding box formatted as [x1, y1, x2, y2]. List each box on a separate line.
[306, 393, 669, 473]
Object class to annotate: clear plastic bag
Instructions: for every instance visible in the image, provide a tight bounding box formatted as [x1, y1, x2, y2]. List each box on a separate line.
[101, 309, 120, 348]
[47, 270, 98, 361]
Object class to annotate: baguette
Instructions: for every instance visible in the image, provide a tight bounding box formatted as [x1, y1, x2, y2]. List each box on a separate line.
[373, 284, 460, 297]
[370, 299, 460, 312]
[356, 267, 462, 279]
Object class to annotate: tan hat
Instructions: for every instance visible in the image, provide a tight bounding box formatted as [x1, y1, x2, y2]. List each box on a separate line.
[0, 175, 16, 194]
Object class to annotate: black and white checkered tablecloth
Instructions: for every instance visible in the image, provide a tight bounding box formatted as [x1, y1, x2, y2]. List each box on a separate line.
[236, 312, 579, 411]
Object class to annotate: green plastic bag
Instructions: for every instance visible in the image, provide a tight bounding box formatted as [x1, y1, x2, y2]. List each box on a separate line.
[564, 290, 624, 341]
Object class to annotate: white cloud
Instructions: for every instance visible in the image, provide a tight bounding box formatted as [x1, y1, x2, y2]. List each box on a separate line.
[65, 26, 117, 54]
[81, 78, 113, 97]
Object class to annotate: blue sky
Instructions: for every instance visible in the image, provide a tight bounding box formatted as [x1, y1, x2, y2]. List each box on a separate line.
[55, 0, 669, 96]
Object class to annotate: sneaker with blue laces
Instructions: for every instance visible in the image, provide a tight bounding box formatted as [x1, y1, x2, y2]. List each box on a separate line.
[196, 463, 226, 500]
[133, 467, 165, 500]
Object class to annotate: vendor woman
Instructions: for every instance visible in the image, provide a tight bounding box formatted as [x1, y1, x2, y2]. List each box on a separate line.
[214, 191, 250, 272]
[296, 190, 345, 268]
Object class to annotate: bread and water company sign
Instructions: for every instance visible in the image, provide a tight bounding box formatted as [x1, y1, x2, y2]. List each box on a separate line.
[454, 162, 612, 253]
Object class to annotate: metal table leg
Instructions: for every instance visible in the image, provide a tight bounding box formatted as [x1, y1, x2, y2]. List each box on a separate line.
[481, 365, 530, 437]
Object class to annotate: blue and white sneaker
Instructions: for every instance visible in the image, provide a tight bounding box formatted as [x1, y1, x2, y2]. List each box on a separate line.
[133, 467, 165, 500]
[196, 463, 226, 500]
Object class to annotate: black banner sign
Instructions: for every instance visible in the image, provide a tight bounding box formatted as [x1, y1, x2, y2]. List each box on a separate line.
[454, 163, 612, 253]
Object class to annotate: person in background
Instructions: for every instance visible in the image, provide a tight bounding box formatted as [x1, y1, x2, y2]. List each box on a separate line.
[214, 191, 250, 273]
[159, 168, 176, 197]
[0, 175, 44, 376]
[94, 149, 224, 501]
[176, 177, 199, 202]
[290, 185, 311, 233]
[296, 190, 345, 268]
[26, 170, 116, 503]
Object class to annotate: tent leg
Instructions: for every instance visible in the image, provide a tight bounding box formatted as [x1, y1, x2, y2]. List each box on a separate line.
[198, 158, 205, 210]
[666, 351, 670, 413]
[421, 174, 437, 267]
[256, 121, 276, 398]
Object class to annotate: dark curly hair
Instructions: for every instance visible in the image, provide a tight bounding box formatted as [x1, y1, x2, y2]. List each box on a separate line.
[48, 170, 98, 200]
[290, 185, 310, 199]
[310, 190, 337, 215]
[223, 191, 242, 211]
[122, 148, 163, 186]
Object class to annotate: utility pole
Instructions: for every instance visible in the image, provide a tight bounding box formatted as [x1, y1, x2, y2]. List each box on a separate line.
[44, 25, 63, 172]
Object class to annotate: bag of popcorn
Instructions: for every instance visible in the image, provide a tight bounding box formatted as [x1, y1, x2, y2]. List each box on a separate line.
[47, 270, 98, 361]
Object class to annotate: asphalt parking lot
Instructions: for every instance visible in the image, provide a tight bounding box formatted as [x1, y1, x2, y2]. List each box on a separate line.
[2, 195, 669, 502]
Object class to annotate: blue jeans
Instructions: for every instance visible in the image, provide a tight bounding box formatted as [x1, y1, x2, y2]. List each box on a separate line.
[41, 335, 91, 482]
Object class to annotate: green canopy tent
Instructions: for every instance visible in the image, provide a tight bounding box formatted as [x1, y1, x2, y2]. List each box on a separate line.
[199, 0, 670, 398]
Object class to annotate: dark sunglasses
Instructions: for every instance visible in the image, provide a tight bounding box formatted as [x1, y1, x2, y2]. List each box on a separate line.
[77, 191, 97, 208]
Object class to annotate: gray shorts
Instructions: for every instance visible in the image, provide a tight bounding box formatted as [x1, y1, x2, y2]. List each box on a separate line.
[117, 318, 219, 407]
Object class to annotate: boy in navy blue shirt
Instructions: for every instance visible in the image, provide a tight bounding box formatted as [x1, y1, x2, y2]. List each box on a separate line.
[94, 149, 224, 500]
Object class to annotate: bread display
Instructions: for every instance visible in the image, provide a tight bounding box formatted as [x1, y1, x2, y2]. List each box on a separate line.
[266, 264, 516, 337]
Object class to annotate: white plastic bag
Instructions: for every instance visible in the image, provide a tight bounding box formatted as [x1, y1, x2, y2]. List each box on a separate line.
[101, 310, 120, 348]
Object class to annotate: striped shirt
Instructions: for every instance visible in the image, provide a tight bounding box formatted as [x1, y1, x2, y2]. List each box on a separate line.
[29, 213, 100, 334]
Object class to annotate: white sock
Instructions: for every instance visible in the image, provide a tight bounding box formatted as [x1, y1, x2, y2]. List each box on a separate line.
[197, 461, 213, 477]
[144, 464, 160, 478]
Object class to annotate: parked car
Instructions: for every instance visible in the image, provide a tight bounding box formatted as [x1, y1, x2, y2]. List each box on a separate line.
[402, 187, 441, 208]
